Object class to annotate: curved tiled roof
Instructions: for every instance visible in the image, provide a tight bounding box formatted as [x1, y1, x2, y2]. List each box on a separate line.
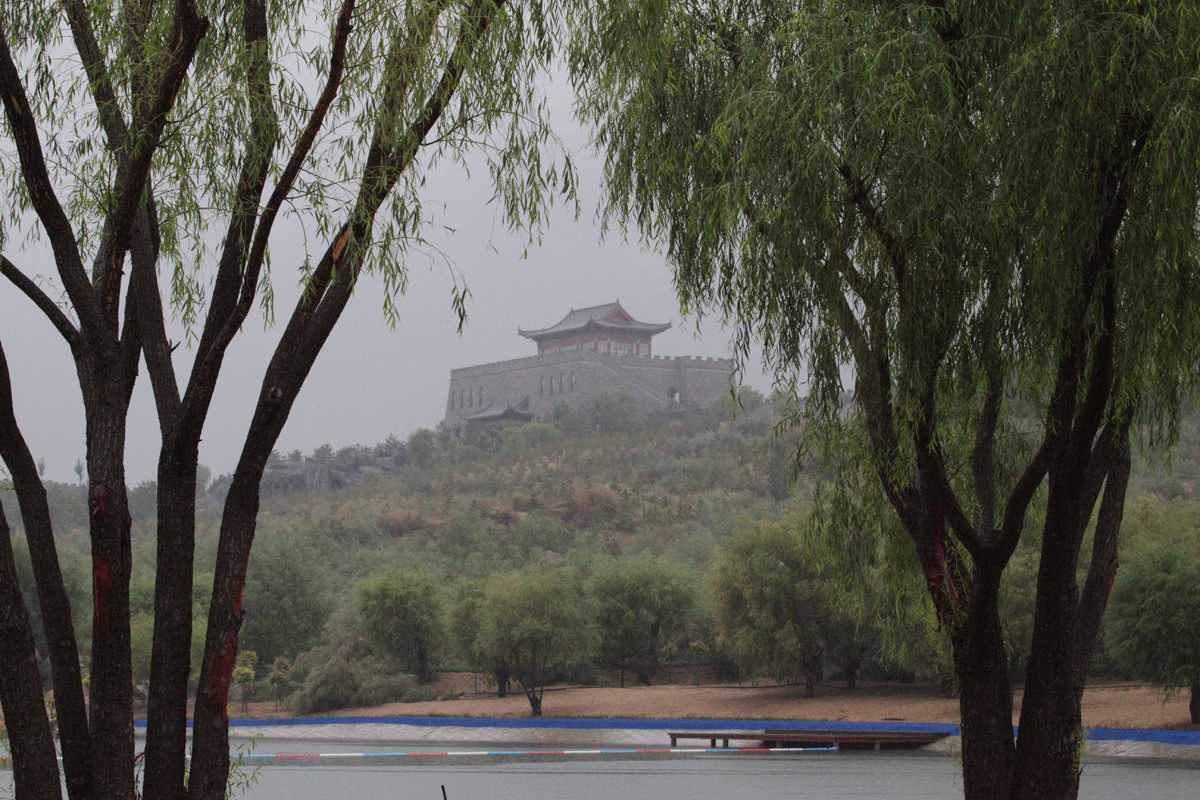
[518, 301, 671, 342]
[458, 395, 534, 423]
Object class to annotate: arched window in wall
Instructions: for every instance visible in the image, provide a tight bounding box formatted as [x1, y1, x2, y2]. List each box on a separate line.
[540, 376, 545, 397]
[570, 373, 575, 392]
[559, 373, 564, 393]
[460, 388, 465, 408]
[449, 391, 455, 410]
[478, 387, 483, 406]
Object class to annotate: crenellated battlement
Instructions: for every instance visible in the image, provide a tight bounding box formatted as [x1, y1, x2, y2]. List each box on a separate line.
[450, 351, 732, 378]
[444, 304, 736, 426]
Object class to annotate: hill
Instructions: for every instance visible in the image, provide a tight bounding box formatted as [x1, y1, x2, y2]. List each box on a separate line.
[5, 390, 1199, 715]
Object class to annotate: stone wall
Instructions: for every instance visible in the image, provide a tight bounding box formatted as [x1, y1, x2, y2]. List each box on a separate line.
[444, 351, 734, 427]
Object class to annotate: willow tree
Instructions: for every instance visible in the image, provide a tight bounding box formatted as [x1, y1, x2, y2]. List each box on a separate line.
[0, 1, 568, 799]
[572, 2, 1200, 799]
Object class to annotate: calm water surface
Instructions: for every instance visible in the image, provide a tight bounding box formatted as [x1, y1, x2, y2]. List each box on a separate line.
[228, 739, 1199, 800]
[4, 738, 1197, 799]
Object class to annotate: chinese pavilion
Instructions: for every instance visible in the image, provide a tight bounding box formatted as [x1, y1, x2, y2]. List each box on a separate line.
[444, 300, 734, 428]
[518, 301, 671, 357]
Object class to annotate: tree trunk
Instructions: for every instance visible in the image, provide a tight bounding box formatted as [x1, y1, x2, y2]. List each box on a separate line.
[416, 644, 432, 684]
[1010, 542, 1086, 800]
[845, 661, 858, 691]
[951, 574, 1016, 800]
[188, 258, 353, 800]
[1012, 426, 1129, 800]
[141, 451, 198, 800]
[0, 502, 64, 800]
[1191, 682, 1200, 726]
[188, 470, 264, 800]
[83, 388, 136, 800]
[526, 689, 542, 717]
[495, 662, 509, 697]
[184, 4, 501, 793]
[804, 673, 815, 698]
[0, 342, 92, 800]
[187, 250, 365, 800]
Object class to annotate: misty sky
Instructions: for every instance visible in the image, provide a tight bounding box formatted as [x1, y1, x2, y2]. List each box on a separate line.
[0, 74, 772, 485]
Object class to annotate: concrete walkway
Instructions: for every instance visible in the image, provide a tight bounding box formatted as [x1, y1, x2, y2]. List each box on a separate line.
[211, 716, 1200, 762]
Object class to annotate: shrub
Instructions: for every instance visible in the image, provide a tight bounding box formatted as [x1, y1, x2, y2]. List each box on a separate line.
[592, 387, 639, 434]
[356, 570, 444, 683]
[288, 632, 433, 715]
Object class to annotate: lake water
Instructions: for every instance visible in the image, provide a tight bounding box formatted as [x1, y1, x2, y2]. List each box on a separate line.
[3, 739, 1197, 799]
[231, 739, 1198, 800]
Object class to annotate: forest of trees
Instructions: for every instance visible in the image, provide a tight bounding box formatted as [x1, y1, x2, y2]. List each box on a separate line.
[7, 387, 1198, 719]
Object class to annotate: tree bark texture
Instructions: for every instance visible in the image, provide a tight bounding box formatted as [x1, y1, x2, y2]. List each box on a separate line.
[0, 501, 64, 800]
[82, 371, 137, 800]
[187, 249, 359, 799]
[495, 663, 509, 697]
[141, 451, 198, 800]
[900, 481, 1016, 800]
[0, 2, 207, 798]
[1012, 427, 1131, 800]
[0, 342, 93, 800]
[187, 3, 503, 794]
[950, 569, 1016, 800]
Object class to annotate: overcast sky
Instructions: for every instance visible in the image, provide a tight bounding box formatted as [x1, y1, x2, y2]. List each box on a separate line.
[0, 74, 772, 485]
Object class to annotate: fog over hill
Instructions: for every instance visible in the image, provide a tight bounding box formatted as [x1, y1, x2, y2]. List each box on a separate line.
[0, 73, 771, 485]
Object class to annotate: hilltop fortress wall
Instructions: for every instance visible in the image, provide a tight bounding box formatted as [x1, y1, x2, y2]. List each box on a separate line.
[444, 350, 734, 427]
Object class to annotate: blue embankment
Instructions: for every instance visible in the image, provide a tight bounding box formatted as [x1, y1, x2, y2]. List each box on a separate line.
[131, 715, 1200, 747]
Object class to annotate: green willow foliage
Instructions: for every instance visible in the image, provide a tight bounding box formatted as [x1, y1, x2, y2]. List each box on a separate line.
[0, 0, 571, 326]
[573, 4, 1200, 796]
[571, 0, 1200, 451]
[1107, 500, 1200, 718]
[0, 2, 574, 798]
[711, 520, 830, 692]
[571, 0, 1200, 650]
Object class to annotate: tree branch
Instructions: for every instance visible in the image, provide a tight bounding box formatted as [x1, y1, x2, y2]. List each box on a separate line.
[913, 389, 986, 561]
[0, 23, 106, 343]
[176, 0, 278, 442]
[0, 257, 83, 351]
[0, 339, 93, 800]
[972, 362, 1002, 535]
[62, 0, 131, 152]
[837, 165, 907, 297]
[130, 202, 179, 431]
[183, 0, 356, 440]
[240, 0, 356, 300]
[971, 268, 1006, 540]
[1065, 274, 1118, 472]
[92, 0, 210, 328]
[1072, 418, 1130, 686]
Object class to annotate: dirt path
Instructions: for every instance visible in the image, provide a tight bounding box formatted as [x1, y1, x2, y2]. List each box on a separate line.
[239, 676, 1195, 730]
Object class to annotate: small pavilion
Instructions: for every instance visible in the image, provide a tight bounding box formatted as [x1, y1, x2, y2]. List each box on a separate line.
[457, 396, 534, 424]
[518, 301, 671, 358]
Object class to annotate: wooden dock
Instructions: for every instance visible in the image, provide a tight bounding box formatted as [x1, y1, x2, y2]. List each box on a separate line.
[667, 728, 949, 751]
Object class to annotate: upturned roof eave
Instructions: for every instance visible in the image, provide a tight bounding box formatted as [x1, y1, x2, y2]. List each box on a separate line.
[518, 319, 672, 341]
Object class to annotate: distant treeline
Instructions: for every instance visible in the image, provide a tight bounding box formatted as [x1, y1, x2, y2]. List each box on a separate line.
[5, 389, 1200, 716]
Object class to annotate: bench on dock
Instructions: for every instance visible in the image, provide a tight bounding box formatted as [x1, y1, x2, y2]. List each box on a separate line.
[667, 728, 949, 751]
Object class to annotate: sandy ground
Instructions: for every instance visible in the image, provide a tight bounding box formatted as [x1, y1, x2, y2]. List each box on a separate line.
[236, 674, 1197, 731]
